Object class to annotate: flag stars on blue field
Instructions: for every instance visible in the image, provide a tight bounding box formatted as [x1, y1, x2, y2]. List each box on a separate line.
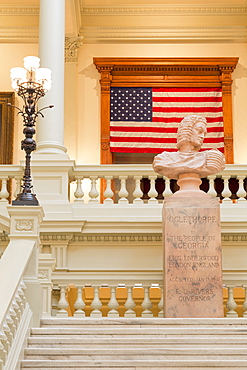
[110, 87, 152, 121]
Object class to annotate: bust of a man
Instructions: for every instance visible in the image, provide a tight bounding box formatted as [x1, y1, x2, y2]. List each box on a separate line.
[153, 115, 225, 180]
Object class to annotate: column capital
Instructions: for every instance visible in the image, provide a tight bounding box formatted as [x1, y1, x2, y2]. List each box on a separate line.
[65, 36, 83, 63]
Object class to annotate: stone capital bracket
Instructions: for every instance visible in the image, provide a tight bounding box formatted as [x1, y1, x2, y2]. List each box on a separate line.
[65, 36, 83, 63]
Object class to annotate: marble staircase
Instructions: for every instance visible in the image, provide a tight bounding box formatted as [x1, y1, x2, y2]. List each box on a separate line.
[21, 318, 247, 370]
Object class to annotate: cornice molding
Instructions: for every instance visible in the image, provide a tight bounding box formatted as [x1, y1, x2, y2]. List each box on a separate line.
[81, 5, 247, 15]
[0, 26, 39, 43]
[37, 232, 247, 245]
[81, 25, 247, 42]
[72, 234, 162, 243]
[0, 6, 39, 15]
[222, 234, 247, 242]
[82, 25, 247, 32]
[41, 234, 73, 242]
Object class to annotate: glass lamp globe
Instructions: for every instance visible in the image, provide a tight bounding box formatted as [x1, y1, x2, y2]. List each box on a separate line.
[10, 67, 27, 90]
[23, 56, 40, 71]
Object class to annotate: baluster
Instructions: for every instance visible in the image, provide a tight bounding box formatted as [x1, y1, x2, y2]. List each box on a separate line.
[207, 175, 217, 197]
[17, 285, 25, 314]
[236, 176, 247, 202]
[57, 285, 69, 317]
[20, 281, 27, 307]
[15, 290, 23, 318]
[118, 176, 129, 204]
[163, 177, 173, 198]
[148, 176, 158, 204]
[0, 329, 8, 365]
[12, 298, 21, 322]
[14, 176, 22, 199]
[133, 176, 143, 204]
[158, 286, 164, 318]
[74, 177, 84, 203]
[141, 285, 153, 317]
[108, 286, 119, 317]
[5, 315, 14, 345]
[89, 176, 99, 203]
[90, 286, 102, 317]
[0, 336, 7, 366]
[104, 176, 114, 204]
[221, 176, 232, 203]
[226, 285, 238, 317]
[0, 177, 9, 202]
[124, 285, 136, 317]
[51, 287, 60, 316]
[242, 285, 247, 318]
[9, 306, 17, 332]
[74, 285, 86, 317]
[3, 320, 13, 348]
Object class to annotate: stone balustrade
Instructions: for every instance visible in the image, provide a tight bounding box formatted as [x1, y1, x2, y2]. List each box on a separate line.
[0, 163, 246, 205]
[70, 164, 247, 204]
[0, 280, 28, 370]
[50, 279, 247, 319]
[0, 207, 43, 370]
[0, 165, 23, 203]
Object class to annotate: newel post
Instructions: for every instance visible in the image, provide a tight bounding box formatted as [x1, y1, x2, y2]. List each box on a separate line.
[7, 206, 44, 326]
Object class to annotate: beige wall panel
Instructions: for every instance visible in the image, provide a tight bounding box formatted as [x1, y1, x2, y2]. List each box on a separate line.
[68, 243, 163, 270]
[67, 241, 245, 273]
[222, 243, 247, 270]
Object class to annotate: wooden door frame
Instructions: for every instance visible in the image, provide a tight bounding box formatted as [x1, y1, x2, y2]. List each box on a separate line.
[0, 92, 15, 165]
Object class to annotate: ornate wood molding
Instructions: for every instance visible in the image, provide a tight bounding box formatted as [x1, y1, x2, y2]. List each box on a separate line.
[94, 57, 238, 164]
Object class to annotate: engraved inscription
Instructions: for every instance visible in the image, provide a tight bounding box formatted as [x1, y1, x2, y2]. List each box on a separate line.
[163, 199, 223, 318]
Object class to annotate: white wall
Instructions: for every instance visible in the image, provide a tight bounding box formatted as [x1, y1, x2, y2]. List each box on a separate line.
[76, 42, 247, 165]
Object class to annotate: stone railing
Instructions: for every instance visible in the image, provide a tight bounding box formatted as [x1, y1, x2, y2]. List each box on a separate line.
[0, 207, 43, 370]
[49, 274, 247, 319]
[0, 165, 23, 203]
[70, 164, 247, 205]
[0, 163, 246, 205]
[0, 238, 35, 370]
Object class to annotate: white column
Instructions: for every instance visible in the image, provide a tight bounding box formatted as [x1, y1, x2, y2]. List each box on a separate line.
[36, 0, 68, 157]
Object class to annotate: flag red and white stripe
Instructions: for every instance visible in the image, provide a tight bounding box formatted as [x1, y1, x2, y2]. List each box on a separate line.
[110, 87, 224, 153]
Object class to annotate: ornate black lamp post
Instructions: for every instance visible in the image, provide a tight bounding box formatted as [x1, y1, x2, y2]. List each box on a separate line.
[9, 56, 53, 206]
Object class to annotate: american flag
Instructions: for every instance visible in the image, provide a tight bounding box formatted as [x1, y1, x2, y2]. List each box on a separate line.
[110, 87, 224, 153]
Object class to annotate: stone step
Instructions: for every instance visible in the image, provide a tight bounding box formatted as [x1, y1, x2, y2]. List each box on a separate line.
[40, 317, 247, 327]
[31, 327, 247, 336]
[19, 367, 247, 370]
[24, 347, 247, 360]
[22, 318, 247, 369]
[27, 336, 247, 348]
[20, 359, 247, 368]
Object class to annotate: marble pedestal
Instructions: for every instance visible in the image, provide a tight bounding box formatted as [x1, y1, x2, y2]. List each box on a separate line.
[163, 195, 223, 318]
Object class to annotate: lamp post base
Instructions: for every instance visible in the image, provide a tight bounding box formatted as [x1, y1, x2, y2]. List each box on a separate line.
[12, 192, 39, 206]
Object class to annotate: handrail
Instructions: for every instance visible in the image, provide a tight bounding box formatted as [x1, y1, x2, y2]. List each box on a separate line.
[0, 239, 36, 369]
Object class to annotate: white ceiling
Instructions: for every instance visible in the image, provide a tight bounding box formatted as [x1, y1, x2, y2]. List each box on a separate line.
[0, 0, 246, 43]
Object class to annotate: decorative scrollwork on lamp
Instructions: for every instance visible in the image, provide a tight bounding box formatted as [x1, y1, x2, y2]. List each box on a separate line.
[9, 56, 53, 206]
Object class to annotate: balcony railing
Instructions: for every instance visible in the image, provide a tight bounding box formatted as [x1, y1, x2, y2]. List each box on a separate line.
[70, 164, 247, 205]
[0, 164, 246, 205]
[50, 279, 247, 319]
